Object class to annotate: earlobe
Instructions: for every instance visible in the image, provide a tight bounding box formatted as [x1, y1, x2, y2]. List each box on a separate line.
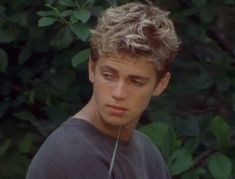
[153, 72, 171, 96]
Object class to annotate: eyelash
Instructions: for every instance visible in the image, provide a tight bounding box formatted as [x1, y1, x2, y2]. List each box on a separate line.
[101, 72, 145, 86]
[102, 72, 115, 80]
[131, 79, 144, 86]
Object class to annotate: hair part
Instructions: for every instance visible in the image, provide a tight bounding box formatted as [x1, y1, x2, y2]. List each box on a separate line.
[90, 2, 180, 80]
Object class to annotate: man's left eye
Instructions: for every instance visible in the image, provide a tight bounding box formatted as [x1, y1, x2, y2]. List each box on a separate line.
[132, 79, 144, 86]
[102, 73, 115, 80]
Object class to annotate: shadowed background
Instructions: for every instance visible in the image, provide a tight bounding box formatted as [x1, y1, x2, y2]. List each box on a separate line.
[0, 0, 234, 178]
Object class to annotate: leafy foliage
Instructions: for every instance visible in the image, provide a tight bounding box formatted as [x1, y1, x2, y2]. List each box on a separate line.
[207, 153, 232, 179]
[0, 0, 234, 178]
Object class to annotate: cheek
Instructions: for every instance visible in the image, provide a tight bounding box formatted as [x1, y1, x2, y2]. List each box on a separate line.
[131, 90, 153, 110]
[93, 79, 110, 99]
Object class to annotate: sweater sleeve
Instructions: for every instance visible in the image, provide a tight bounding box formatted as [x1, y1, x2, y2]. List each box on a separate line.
[137, 131, 172, 179]
[149, 140, 172, 179]
[26, 129, 68, 179]
[26, 126, 111, 179]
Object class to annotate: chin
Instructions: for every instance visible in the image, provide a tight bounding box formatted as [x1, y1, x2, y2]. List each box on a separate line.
[106, 119, 124, 126]
[103, 116, 126, 127]
[109, 118, 133, 128]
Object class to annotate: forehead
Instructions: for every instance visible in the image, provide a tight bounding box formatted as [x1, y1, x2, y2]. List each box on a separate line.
[96, 54, 157, 77]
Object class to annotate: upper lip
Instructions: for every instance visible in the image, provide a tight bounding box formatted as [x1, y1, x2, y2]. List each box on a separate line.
[107, 105, 128, 110]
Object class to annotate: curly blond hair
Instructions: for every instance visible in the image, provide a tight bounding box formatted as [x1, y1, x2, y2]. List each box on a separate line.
[90, 2, 180, 79]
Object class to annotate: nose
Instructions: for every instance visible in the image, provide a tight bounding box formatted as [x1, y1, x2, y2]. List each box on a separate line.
[111, 81, 127, 100]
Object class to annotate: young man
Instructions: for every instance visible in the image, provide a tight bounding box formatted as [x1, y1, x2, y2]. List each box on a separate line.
[26, 2, 180, 179]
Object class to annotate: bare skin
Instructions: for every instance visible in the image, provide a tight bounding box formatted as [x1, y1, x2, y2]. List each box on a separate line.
[74, 54, 170, 141]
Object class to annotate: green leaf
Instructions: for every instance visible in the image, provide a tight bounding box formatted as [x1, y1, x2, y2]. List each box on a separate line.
[45, 3, 59, 12]
[0, 28, 19, 43]
[37, 10, 57, 17]
[0, 48, 8, 72]
[0, 5, 5, 14]
[192, 71, 213, 90]
[70, 14, 78, 24]
[81, 0, 96, 8]
[181, 170, 200, 179]
[192, 0, 207, 7]
[50, 27, 73, 49]
[61, 10, 73, 17]
[200, 5, 216, 23]
[174, 116, 201, 136]
[210, 116, 230, 149]
[224, 0, 235, 4]
[72, 48, 90, 67]
[232, 93, 235, 112]
[13, 111, 37, 122]
[0, 139, 11, 156]
[105, 0, 117, 6]
[46, 0, 55, 5]
[74, 9, 91, 23]
[207, 153, 232, 179]
[214, 52, 231, 68]
[69, 23, 90, 41]
[29, 89, 35, 104]
[38, 17, 57, 27]
[184, 137, 200, 151]
[51, 69, 76, 90]
[8, 12, 27, 26]
[0, 101, 10, 118]
[139, 122, 178, 160]
[18, 47, 32, 64]
[171, 7, 199, 19]
[215, 74, 230, 92]
[185, 23, 210, 42]
[59, 0, 76, 7]
[46, 106, 69, 125]
[170, 148, 193, 175]
[0, 152, 29, 178]
[18, 133, 34, 154]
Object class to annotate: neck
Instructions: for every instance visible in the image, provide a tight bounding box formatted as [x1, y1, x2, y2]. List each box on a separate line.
[73, 99, 137, 141]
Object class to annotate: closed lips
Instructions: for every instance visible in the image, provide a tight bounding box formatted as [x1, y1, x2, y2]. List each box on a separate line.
[107, 105, 127, 111]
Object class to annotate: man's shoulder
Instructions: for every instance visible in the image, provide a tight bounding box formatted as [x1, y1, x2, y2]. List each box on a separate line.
[133, 130, 171, 178]
[26, 118, 110, 179]
[42, 118, 97, 151]
[134, 129, 165, 160]
[134, 130, 156, 148]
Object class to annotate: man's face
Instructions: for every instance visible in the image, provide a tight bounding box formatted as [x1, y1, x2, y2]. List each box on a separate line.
[89, 54, 170, 129]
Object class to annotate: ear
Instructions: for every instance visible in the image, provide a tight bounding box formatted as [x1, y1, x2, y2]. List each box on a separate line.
[88, 55, 96, 83]
[153, 72, 171, 96]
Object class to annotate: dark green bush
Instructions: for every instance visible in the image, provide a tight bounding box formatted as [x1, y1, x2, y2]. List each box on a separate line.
[0, 0, 234, 178]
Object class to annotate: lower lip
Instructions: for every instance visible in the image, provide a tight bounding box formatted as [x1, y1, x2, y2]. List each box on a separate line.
[107, 106, 126, 116]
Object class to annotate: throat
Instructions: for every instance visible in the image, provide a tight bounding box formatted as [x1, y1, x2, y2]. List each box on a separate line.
[73, 98, 136, 141]
[74, 114, 132, 141]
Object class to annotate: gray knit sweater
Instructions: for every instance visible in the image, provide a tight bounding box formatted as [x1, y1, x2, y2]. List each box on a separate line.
[26, 118, 171, 179]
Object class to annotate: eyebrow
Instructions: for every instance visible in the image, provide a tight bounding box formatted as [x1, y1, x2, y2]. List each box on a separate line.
[129, 75, 149, 81]
[100, 65, 150, 81]
[100, 66, 117, 73]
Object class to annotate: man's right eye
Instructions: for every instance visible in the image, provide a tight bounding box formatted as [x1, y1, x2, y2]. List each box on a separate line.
[102, 72, 115, 80]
